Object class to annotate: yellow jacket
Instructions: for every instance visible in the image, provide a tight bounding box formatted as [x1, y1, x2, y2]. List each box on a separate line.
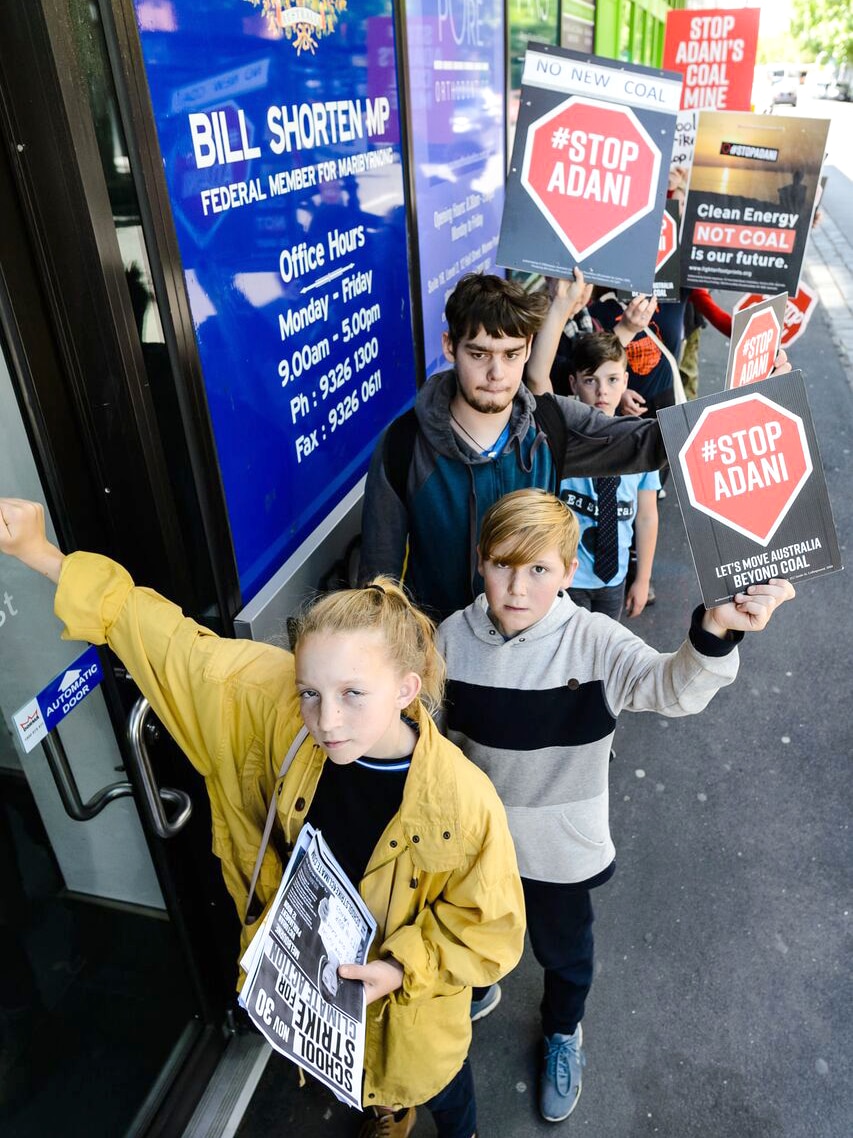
[56, 552, 525, 1107]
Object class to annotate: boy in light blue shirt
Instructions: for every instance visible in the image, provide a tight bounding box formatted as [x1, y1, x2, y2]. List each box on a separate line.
[560, 333, 660, 621]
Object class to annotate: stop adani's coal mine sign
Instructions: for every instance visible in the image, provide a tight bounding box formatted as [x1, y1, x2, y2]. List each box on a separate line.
[663, 8, 760, 111]
[498, 43, 681, 292]
[658, 372, 841, 607]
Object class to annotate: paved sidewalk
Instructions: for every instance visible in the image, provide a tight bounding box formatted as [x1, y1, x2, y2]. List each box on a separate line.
[805, 164, 853, 370]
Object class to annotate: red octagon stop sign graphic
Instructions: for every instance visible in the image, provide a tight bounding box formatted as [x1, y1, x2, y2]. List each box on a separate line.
[679, 393, 812, 545]
[735, 284, 818, 350]
[657, 208, 677, 271]
[521, 96, 661, 261]
[730, 307, 782, 389]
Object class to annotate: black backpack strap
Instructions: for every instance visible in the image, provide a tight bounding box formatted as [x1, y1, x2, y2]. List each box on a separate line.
[382, 407, 419, 503]
[532, 393, 568, 482]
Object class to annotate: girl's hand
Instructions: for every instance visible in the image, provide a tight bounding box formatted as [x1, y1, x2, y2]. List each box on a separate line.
[338, 958, 404, 1004]
[0, 498, 64, 582]
[621, 294, 656, 335]
[702, 579, 796, 638]
[619, 389, 647, 417]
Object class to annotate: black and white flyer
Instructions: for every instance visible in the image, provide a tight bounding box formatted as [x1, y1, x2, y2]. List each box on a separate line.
[240, 825, 376, 1108]
[657, 372, 842, 607]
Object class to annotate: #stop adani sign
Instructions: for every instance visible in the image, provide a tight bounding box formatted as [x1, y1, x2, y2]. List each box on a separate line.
[657, 206, 677, 270]
[499, 43, 681, 291]
[679, 392, 811, 546]
[735, 284, 818, 350]
[520, 96, 660, 261]
[728, 306, 782, 389]
[658, 373, 841, 606]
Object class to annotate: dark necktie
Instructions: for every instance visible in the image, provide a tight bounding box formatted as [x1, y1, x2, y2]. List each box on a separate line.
[593, 477, 620, 584]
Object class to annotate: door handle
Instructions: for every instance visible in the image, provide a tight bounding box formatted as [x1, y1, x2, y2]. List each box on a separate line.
[41, 731, 135, 821]
[126, 696, 193, 839]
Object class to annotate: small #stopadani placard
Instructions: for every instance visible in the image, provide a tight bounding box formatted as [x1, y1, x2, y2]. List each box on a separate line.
[725, 291, 787, 389]
[12, 645, 104, 754]
[658, 372, 842, 607]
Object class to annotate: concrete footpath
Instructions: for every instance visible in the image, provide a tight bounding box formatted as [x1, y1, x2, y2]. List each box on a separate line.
[807, 164, 853, 371]
[236, 212, 852, 1137]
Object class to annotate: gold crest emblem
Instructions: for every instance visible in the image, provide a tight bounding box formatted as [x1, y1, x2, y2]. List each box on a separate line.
[245, 0, 347, 54]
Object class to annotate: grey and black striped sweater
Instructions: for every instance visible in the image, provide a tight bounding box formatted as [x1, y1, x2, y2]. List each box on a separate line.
[436, 593, 741, 885]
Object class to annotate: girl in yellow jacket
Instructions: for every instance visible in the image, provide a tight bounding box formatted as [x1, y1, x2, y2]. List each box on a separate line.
[0, 498, 525, 1138]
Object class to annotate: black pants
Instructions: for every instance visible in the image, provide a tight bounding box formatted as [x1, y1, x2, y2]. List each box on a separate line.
[472, 876, 601, 1038]
[363, 1057, 476, 1138]
[523, 877, 596, 1037]
[424, 1057, 476, 1138]
[646, 386, 675, 483]
[569, 581, 625, 621]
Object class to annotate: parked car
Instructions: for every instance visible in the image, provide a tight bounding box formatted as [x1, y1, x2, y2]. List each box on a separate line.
[771, 75, 798, 106]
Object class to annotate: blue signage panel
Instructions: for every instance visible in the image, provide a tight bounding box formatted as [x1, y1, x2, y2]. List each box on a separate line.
[13, 646, 104, 754]
[132, 0, 416, 601]
[404, 0, 507, 378]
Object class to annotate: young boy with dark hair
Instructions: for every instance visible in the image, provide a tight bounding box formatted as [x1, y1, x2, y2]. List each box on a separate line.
[560, 333, 660, 620]
[435, 489, 795, 1124]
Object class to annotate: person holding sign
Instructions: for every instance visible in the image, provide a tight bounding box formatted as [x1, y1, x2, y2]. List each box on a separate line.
[436, 489, 795, 1124]
[0, 498, 525, 1138]
[360, 273, 667, 621]
[561, 333, 660, 620]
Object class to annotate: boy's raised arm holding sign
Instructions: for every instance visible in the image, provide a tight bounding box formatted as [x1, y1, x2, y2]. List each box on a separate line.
[435, 489, 794, 1125]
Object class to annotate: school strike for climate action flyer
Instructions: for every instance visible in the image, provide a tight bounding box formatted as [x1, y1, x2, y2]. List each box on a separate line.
[657, 373, 841, 608]
[681, 111, 829, 295]
[498, 43, 681, 291]
[240, 826, 376, 1109]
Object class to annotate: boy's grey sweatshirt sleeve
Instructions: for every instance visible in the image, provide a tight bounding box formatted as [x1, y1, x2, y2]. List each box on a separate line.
[599, 607, 742, 718]
[359, 433, 409, 582]
[556, 395, 667, 477]
[432, 622, 450, 735]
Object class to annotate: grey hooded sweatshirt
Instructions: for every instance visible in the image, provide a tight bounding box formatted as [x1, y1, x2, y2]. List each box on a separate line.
[436, 593, 741, 884]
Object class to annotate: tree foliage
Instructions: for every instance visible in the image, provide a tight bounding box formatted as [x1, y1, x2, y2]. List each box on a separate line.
[792, 0, 853, 64]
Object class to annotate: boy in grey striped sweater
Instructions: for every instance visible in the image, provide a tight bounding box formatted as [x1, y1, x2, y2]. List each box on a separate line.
[435, 489, 795, 1125]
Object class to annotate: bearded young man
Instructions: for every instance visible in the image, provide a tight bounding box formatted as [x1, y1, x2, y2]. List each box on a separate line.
[359, 273, 665, 620]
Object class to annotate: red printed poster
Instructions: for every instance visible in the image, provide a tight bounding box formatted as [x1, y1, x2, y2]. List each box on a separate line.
[734, 284, 818, 350]
[663, 7, 760, 111]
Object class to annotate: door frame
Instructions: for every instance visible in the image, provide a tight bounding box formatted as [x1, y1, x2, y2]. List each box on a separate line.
[0, 2, 246, 1130]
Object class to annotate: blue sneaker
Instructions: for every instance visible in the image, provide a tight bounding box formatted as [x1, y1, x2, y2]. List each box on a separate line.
[469, 983, 501, 1022]
[540, 1025, 585, 1122]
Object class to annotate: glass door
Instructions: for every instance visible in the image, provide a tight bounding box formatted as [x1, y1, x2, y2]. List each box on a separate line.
[0, 338, 215, 1137]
